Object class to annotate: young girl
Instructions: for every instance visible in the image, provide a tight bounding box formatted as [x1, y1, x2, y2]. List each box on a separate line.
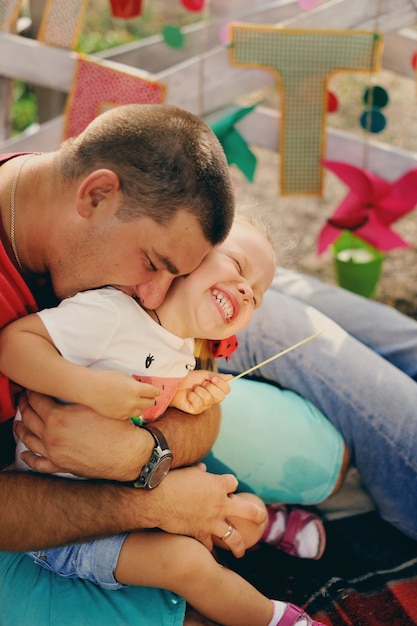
[0, 216, 325, 626]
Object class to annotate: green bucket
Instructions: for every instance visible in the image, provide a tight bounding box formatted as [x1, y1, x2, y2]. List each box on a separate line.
[331, 232, 385, 298]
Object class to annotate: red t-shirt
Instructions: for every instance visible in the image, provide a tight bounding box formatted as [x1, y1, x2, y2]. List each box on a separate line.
[0, 153, 57, 468]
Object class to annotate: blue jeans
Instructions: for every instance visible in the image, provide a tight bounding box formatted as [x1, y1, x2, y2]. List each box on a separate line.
[219, 267, 417, 540]
[28, 533, 128, 590]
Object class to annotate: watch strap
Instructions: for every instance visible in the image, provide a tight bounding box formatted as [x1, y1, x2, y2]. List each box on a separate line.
[132, 423, 172, 489]
[141, 424, 169, 450]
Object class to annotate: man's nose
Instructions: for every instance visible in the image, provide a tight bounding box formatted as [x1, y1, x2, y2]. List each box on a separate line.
[136, 274, 175, 310]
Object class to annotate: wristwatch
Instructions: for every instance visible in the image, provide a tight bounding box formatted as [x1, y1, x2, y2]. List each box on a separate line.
[132, 424, 173, 489]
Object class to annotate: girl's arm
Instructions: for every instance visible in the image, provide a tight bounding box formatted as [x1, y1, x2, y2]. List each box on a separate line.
[0, 314, 159, 420]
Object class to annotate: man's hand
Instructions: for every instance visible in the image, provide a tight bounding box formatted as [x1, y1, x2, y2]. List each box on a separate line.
[155, 464, 266, 558]
[15, 390, 221, 481]
[15, 391, 150, 481]
[12, 394, 265, 559]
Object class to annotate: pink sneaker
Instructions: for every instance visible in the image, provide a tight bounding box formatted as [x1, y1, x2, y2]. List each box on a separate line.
[263, 504, 326, 560]
[278, 603, 325, 626]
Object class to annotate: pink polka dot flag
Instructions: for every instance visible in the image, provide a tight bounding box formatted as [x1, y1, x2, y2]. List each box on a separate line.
[63, 54, 166, 139]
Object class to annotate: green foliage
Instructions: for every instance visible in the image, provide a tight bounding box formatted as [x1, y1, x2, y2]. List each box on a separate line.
[12, 81, 38, 136]
[76, 0, 198, 54]
[76, 0, 159, 53]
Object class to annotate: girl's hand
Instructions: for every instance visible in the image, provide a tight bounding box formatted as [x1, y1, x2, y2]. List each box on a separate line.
[87, 370, 160, 420]
[170, 370, 232, 414]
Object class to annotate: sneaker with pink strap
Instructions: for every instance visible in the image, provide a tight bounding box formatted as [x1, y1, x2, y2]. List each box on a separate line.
[278, 603, 325, 626]
[262, 504, 326, 560]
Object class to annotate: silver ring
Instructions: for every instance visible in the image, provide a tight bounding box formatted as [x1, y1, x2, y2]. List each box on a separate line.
[220, 523, 233, 541]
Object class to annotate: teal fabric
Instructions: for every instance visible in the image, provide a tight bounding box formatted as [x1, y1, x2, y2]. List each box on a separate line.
[0, 551, 185, 626]
[205, 378, 344, 505]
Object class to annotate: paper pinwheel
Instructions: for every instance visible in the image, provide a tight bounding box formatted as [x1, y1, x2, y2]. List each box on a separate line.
[318, 161, 417, 254]
[210, 105, 257, 182]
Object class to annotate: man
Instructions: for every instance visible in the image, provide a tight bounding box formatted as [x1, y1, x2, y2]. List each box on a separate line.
[0, 104, 265, 625]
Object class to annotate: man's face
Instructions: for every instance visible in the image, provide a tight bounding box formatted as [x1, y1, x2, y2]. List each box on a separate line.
[53, 209, 212, 310]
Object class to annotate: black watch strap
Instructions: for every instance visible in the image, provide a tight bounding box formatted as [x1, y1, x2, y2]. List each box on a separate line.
[132, 424, 173, 489]
[142, 424, 169, 450]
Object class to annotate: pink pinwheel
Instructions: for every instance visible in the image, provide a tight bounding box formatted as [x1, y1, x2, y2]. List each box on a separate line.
[318, 161, 417, 254]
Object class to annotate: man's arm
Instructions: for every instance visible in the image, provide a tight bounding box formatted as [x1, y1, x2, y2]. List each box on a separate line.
[14, 391, 220, 478]
[1, 464, 264, 557]
[154, 404, 222, 468]
[9, 392, 265, 556]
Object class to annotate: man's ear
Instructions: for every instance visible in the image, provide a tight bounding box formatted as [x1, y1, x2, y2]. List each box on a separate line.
[76, 169, 120, 217]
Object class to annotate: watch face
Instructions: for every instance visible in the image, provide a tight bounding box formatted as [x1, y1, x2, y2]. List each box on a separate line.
[148, 455, 172, 489]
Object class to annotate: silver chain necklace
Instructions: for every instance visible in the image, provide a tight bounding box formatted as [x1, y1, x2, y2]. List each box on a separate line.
[9, 153, 40, 271]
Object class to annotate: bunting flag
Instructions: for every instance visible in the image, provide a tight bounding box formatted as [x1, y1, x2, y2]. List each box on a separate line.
[229, 24, 383, 196]
[0, 0, 24, 29]
[62, 54, 166, 140]
[109, 0, 144, 19]
[318, 160, 417, 253]
[181, 0, 205, 11]
[37, 0, 88, 49]
[210, 105, 257, 182]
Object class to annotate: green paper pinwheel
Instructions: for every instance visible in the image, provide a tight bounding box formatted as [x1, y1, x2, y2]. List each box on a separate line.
[210, 105, 257, 182]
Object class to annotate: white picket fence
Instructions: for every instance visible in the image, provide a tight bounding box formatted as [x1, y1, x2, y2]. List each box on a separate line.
[1, 0, 417, 182]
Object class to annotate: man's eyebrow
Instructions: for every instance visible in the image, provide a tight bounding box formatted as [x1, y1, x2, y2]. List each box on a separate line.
[154, 251, 179, 275]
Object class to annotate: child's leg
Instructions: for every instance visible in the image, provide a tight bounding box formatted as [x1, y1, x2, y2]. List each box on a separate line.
[116, 530, 271, 625]
[216, 493, 326, 560]
[115, 530, 323, 626]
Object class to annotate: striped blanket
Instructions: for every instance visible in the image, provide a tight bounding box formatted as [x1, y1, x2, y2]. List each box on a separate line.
[223, 510, 417, 625]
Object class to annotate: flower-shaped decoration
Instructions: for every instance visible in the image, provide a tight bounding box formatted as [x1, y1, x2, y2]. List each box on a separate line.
[318, 161, 417, 254]
[209, 336, 238, 360]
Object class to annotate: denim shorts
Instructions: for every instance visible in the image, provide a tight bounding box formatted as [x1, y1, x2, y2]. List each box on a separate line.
[28, 532, 128, 590]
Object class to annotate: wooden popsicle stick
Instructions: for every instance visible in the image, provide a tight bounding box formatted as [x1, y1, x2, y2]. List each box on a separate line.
[230, 331, 323, 381]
